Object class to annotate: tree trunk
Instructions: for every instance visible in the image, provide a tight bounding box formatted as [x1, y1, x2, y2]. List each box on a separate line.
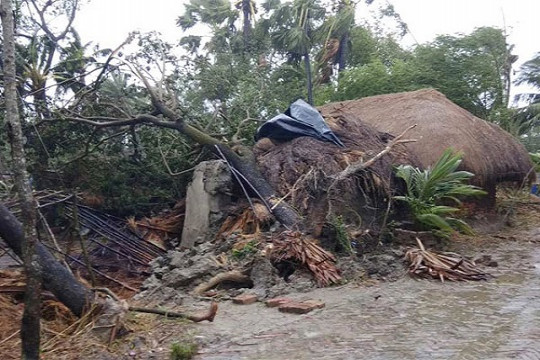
[217, 145, 302, 229]
[304, 52, 314, 106]
[242, 0, 252, 51]
[169, 121, 303, 229]
[0, 203, 94, 317]
[1, 1, 42, 357]
[337, 32, 349, 74]
[303, 8, 313, 105]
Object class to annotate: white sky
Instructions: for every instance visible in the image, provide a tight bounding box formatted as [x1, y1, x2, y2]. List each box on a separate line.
[74, 0, 540, 93]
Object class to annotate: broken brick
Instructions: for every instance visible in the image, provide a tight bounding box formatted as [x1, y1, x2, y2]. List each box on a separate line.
[278, 300, 326, 314]
[265, 297, 293, 308]
[232, 294, 258, 305]
[302, 300, 325, 310]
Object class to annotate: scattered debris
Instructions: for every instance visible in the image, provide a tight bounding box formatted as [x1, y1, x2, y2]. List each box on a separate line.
[232, 294, 258, 305]
[265, 297, 293, 308]
[405, 238, 492, 282]
[278, 299, 325, 314]
[128, 199, 185, 250]
[194, 270, 252, 295]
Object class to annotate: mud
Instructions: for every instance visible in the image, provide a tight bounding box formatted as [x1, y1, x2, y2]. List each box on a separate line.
[190, 228, 540, 360]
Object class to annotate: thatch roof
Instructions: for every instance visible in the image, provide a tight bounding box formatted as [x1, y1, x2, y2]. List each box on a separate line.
[319, 89, 535, 190]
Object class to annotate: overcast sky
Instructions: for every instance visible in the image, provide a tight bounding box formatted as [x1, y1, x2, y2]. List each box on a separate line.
[74, 0, 539, 89]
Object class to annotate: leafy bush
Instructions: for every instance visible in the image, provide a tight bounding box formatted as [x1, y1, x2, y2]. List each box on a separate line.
[394, 149, 486, 238]
[170, 342, 198, 360]
[530, 153, 540, 172]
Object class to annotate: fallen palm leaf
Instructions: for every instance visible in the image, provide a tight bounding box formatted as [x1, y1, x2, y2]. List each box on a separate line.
[271, 231, 341, 286]
[405, 238, 491, 282]
[217, 202, 272, 239]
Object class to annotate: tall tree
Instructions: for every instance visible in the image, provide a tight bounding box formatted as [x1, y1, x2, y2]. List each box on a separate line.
[1, 0, 41, 357]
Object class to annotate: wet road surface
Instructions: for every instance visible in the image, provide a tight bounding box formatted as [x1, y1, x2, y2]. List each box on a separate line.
[194, 238, 540, 360]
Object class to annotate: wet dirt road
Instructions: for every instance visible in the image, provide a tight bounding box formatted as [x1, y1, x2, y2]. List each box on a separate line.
[194, 235, 540, 360]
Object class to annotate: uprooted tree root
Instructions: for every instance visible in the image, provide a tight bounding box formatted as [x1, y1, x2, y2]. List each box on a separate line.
[193, 270, 252, 295]
[405, 238, 492, 282]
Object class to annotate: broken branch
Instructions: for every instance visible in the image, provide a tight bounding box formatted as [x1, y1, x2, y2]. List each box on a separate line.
[129, 302, 218, 323]
[333, 124, 417, 181]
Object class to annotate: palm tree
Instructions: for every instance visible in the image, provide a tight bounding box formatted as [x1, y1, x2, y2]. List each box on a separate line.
[515, 53, 540, 126]
[269, 0, 325, 104]
[513, 53, 540, 149]
[235, 0, 257, 50]
[317, 0, 355, 83]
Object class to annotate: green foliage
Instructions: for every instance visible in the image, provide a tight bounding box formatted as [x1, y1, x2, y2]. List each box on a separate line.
[8, 0, 532, 222]
[531, 153, 540, 172]
[394, 149, 486, 238]
[330, 215, 353, 255]
[326, 27, 516, 121]
[170, 342, 198, 360]
[231, 240, 259, 260]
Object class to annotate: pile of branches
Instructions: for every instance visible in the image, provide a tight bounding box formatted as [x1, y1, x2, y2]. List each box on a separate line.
[405, 238, 491, 282]
[271, 231, 342, 286]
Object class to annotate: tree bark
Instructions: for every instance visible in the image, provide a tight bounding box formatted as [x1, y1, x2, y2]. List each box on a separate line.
[0, 203, 94, 317]
[1, 1, 42, 357]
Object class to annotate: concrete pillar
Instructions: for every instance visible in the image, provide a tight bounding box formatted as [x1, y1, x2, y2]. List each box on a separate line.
[180, 160, 233, 248]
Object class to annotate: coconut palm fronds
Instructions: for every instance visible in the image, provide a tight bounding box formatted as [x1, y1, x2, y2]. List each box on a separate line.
[405, 238, 492, 282]
[216, 202, 273, 239]
[271, 231, 341, 286]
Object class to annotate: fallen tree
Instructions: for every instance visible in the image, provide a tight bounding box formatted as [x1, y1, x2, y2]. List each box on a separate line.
[0, 203, 218, 324]
[0, 203, 93, 316]
[59, 71, 303, 231]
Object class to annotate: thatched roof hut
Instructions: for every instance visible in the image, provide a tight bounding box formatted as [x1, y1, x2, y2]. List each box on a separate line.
[319, 89, 535, 205]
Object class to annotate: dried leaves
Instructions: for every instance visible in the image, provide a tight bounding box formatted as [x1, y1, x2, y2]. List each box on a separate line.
[216, 202, 272, 239]
[405, 238, 492, 282]
[128, 200, 185, 250]
[271, 231, 342, 286]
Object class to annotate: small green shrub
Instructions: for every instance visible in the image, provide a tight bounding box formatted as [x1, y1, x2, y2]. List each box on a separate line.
[231, 240, 259, 260]
[170, 342, 198, 360]
[530, 153, 540, 172]
[331, 216, 353, 255]
[394, 149, 486, 238]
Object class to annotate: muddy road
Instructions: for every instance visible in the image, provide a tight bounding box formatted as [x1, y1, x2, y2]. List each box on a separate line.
[193, 230, 540, 360]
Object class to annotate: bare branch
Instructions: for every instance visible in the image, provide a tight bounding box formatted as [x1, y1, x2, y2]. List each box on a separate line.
[332, 124, 418, 182]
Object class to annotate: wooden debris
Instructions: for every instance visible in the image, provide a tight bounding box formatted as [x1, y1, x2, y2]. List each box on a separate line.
[405, 238, 492, 282]
[193, 270, 252, 295]
[216, 202, 272, 239]
[271, 231, 342, 286]
[129, 302, 218, 323]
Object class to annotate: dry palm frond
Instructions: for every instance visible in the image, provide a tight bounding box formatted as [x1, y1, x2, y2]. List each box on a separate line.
[128, 200, 185, 249]
[405, 238, 492, 282]
[217, 203, 272, 239]
[271, 231, 341, 286]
